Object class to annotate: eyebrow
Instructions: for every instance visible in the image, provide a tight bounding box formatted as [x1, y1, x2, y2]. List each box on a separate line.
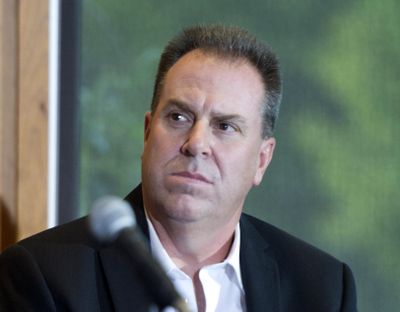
[164, 99, 193, 113]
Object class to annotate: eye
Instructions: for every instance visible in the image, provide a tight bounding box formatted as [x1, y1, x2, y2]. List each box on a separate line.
[217, 122, 237, 133]
[170, 112, 189, 122]
[166, 111, 193, 128]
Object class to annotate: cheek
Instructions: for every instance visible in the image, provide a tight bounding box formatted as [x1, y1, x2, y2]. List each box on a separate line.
[144, 128, 180, 164]
[217, 145, 259, 180]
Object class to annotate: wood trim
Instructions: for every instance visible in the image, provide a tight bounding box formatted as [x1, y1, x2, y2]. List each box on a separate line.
[0, 0, 18, 250]
[1, 0, 50, 250]
[17, 0, 49, 241]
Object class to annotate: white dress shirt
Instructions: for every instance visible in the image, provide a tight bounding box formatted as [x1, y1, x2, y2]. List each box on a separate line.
[146, 217, 246, 312]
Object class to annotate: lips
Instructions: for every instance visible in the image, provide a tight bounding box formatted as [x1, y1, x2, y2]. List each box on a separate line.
[171, 171, 213, 184]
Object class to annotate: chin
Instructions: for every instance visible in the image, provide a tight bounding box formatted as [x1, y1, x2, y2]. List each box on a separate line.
[162, 196, 212, 222]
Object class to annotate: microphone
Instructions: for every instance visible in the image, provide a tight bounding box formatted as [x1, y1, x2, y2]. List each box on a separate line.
[88, 196, 188, 312]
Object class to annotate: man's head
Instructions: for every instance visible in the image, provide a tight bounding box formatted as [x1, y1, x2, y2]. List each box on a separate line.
[151, 25, 282, 138]
[141, 25, 281, 231]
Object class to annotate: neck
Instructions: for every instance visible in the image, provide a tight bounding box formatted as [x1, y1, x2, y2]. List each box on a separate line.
[147, 212, 240, 278]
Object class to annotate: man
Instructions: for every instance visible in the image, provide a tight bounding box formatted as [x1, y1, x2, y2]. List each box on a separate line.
[0, 25, 357, 311]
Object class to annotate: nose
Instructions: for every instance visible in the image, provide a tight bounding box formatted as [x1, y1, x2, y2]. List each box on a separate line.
[180, 122, 212, 157]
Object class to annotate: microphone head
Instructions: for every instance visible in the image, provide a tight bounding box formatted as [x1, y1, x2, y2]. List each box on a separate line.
[89, 196, 136, 243]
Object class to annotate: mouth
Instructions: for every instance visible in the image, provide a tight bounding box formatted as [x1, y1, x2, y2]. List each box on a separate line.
[171, 171, 213, 184]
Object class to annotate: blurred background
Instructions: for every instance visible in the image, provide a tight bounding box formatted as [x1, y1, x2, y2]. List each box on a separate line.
[76, 1, 399, 311]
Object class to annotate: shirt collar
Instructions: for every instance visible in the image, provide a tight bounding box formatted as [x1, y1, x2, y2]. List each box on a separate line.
[145, 213, 244, 288]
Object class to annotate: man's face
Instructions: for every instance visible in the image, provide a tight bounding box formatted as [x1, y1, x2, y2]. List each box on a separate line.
[141, 50, 275, 228]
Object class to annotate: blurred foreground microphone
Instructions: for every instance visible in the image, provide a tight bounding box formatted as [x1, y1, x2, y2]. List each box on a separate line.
[89, 196, 188, 312]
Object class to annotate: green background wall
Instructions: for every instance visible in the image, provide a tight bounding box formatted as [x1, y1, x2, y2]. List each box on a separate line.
[79, 1, 400, 310]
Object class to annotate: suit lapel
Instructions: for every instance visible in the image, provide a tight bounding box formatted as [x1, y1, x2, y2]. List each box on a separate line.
[98, 246, 152, 311]
[240, 215, 281, 312]
[98, 185, 153, 311]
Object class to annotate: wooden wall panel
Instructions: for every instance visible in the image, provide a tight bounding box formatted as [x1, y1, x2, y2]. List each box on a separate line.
[0, 0, 18, 249]
[1, 0, 50, 250]
[17, 0, 49, 240]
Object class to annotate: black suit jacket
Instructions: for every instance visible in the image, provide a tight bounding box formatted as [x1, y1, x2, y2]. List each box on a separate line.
[0, 186, 357, 311]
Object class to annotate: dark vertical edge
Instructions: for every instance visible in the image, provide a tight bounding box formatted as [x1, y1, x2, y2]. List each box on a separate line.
[57, 0, 82, 224]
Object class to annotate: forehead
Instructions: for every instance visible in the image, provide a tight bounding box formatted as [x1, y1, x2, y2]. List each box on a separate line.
[159, 50, 265, 115]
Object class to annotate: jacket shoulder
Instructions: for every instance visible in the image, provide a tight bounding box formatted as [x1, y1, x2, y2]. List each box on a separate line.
[241, 213, 340, 265]
[240, 213, 357, 311]
[18, 216, 97, 248]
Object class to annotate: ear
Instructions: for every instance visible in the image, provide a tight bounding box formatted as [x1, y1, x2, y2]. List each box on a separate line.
[253, 137, 276, 186]
[144, 112, 152, 143]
